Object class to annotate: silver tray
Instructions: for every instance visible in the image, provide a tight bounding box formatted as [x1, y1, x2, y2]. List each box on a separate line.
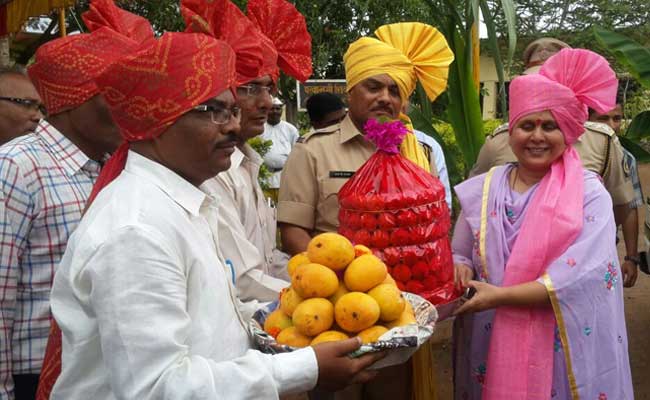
[250, 292, 438, 369]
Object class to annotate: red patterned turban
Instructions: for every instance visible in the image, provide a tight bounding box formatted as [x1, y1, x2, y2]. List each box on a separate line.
[27, 0, 154, 116]
[98, 32, 237, 142]
[35, 32, 236, 400]
[246, 0, 312, 82]
[27, 29, 140, 116]
[82, 0, 154, 43]
[182, 0, 263, 85]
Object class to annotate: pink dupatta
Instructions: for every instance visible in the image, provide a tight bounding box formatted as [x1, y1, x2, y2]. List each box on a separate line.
[482, 49, 618, 399]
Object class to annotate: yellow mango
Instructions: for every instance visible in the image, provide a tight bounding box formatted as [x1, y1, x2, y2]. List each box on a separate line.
[307, 233, 355, 271]
[292, 263, 339, 299]
[328, 281, 350, 306]
[353, 244, 373, 258]
[310, 330, 349, 345]
[367, 284, 406, 322]
[263, 309, 293, 338]
[357, 325, 389, 344]
[287, 252, 311, 278]
[279, 287, 303, 317]
[385, 308, 417, 329]
[292, 298, 335, 336]
[276, 326, 311, 348]
[344, 254, 387, 292]
[334, 292, 380, 333]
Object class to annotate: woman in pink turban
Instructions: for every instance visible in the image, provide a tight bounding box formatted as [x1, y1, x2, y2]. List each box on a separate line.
[451, 48, 633, 399]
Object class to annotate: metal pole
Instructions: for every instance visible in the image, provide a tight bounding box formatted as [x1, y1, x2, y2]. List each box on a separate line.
[59, 7, 67, 37]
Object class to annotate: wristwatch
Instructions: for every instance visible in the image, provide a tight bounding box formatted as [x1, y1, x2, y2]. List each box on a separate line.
[624, 255, 640, 266]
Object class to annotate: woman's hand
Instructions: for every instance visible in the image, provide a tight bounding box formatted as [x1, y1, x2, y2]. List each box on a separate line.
[453, 280, 550, 316]
[454, 264, 474, 290]
[453, 280, 503, 315]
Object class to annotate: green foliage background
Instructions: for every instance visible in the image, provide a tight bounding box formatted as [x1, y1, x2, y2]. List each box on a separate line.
[18, 0, 650, 173]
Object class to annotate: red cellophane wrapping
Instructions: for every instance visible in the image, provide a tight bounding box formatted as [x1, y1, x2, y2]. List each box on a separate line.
[337, 148, 459, 305]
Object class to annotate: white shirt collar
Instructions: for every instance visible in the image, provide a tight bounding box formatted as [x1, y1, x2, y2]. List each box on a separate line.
[230, 143, 263, 170]
[124, 150, 208, 217]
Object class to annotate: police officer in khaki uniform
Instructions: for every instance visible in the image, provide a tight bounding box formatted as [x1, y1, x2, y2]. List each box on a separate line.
[278, 113, 441, 249]
[278, 24, 454, 257]
[279, 22, 455, 400]
[469, 37, 638, 286]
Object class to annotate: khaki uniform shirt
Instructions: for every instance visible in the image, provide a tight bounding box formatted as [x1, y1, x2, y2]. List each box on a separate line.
[469, 121, 634, 206]
[278, 114, 438, 234]
[203, 144, 289, 302]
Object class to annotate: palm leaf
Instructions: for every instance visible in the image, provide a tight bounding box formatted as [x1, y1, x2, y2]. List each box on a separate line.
[446, 27, 485, 167]
[619, 136, 650, 163]
[626, 111, 650, 140]
[498, 0, 517, 69]
[593, 27, 650, 88]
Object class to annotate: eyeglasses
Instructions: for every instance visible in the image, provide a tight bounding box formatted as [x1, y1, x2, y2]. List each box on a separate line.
[236, 83, 274, 98]
[192, 104, 241, 125]
[0, 96, 47, 115]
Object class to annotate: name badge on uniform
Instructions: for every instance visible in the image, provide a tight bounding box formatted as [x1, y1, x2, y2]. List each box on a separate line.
[329, 171, 355, 178]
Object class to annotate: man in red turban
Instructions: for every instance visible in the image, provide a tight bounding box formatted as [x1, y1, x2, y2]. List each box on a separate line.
[31, 2, 154, 399]
[0, 2, 153, 395]
[182, 0, 313, 304]
[46, 31, 382, 400]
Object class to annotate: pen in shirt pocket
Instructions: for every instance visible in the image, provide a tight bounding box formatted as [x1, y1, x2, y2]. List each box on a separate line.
[225, 259, 236, 285]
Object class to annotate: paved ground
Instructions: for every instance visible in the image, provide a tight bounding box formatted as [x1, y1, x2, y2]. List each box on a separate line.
[431, 164, 650, 399]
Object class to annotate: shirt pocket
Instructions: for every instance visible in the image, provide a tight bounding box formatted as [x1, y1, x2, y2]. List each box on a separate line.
[317, 178, 348, 230]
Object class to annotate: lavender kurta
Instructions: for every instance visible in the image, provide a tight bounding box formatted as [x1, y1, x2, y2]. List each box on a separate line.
[452, 164, 633, 400]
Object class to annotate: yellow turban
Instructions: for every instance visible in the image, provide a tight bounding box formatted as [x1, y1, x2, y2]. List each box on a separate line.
[344, 22, 454, 172]
[344, 22, 454, 103]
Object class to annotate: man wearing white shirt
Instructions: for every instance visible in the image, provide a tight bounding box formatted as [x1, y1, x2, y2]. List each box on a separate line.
[49, 32, 382, 400]
[197, 0, 314, 302]
[413, 129, 452, 211]
[262, 97, 300, 193]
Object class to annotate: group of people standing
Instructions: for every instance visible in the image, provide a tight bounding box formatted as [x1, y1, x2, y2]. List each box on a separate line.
[0, 0, 641, 399]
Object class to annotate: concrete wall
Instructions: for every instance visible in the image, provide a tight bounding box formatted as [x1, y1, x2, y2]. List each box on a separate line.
[479, 54, 511, 120]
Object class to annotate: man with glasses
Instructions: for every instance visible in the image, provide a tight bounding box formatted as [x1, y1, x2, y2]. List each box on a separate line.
[0, 67, 44, 145]
[0, 25, 151, 400]
[183, 0, 312, 302]
[47, 31, 383, 400]
[0, 3, 154, 399]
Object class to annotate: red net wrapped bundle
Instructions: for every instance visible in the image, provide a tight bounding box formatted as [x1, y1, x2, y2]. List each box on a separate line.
[337, 119, 458, 305]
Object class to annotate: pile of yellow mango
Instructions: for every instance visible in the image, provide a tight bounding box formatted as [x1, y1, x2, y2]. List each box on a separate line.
[264, 232, 416, 347]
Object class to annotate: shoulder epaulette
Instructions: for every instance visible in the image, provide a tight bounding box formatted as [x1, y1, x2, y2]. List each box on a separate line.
[489, 123, 509, 138]
[297, 123, 341, 143]
[584, 121, 615, 137]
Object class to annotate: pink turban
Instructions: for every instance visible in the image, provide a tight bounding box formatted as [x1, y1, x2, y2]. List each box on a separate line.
[484, 49, 618, 400]
[509, 48, 618, 144]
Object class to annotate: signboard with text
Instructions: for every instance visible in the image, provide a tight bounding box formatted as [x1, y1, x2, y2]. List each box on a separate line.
[296, 79, 347, 111]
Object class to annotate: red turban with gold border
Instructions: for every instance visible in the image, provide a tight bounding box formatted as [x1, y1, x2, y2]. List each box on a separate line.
[182, 0, 263, 86]
[82, 0, 154, 43]
[27, 0, 154, 116]
[246, 0, 312, 82]
[98, 32, 237, 142]
[27, 29, 141, 116]
[35, 32, 237, 400]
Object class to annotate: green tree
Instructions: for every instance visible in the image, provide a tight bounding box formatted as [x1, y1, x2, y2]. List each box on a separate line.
[490, 0, 650, 74]
[595, 28, 650, 161]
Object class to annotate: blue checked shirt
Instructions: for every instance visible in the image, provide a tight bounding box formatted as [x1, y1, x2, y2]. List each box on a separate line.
[0, 121, 100, 399]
